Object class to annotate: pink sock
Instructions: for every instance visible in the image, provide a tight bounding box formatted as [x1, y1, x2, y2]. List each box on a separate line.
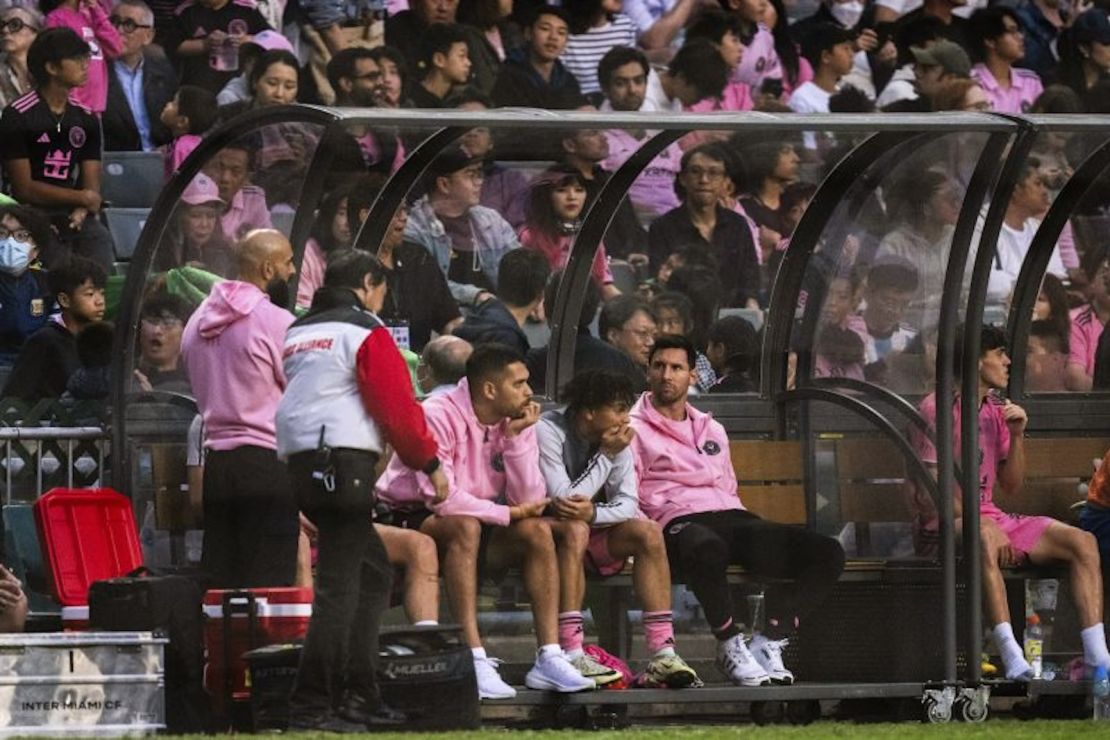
[558, 611, 585, 654]
[643, 610, 676, 654]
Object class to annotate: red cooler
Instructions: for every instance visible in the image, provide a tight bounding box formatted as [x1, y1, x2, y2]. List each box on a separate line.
[203, 587, 313, 717]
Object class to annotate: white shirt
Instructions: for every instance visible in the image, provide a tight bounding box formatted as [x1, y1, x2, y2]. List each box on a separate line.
[788, 81, 832, 113]
[987, 217, 1067, 304]
[642, 67, 682, 112]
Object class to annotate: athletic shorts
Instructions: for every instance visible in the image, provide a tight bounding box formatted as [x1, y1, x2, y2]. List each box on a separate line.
[585, 527, 629, 577]
[383, 508, 497, 574]
[983, 504, 1054, 557]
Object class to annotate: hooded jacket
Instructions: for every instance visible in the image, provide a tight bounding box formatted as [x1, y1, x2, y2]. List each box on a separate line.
[452, 298, 530, 356]
[628, 392, 743, 527]
[181, 280, 293, 452]
[375, 378, 546, 526]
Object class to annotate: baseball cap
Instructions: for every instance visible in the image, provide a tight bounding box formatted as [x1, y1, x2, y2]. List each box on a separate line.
[246, 29, 295, 54]
[427, 144, 482, 178]
[181, 173, 224, 206]
[1071, 9, 1110, 46]
[911, 40, 971, 77]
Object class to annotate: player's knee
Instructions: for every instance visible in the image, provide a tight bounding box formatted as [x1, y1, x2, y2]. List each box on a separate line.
[442, 517, 481, 553]
[410, 532, 440, 575]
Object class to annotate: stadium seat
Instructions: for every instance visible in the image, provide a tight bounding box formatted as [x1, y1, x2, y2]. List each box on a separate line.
[102, 151, 164, 208]
[104, 207, 150, 261]
[271, 210, 295, 238]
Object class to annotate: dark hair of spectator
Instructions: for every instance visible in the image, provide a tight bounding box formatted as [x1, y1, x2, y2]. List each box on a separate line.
[893, 15, 946, 67]
[140, 292, 192, 323]
[600, 295, 654, 339]
[888, 169, 952, 228]
[668, 39, 730, 101]
[346, 172, 389, 231]
[708, 314, 759, 374]
[49, 256, 107, 298]
[675, 142, 730, 200]
[651, 292, 694, 334]
[497, 249, 551, 308]
[248, 50, 300, 95]
[1031, 84, 1085, 114]
[176, 85, 218, 136]
[220, 140, 256, 171]
[739, 141, 795, 196]
[1037, 273, 1071, 351]
[76, 321, 114, 368]
[564, 0, 613, 35]
[368, 45, 409, 92]
[867, 259, 920, 294]
[967, 7, 1022, 64]
[829, 85, 874, 112]
[454, 87, 495, 107]
[418, 23, 470, 77]
[667, 264, 722, 350]
[1029, 319, 1067, 354]
[28, 27, 90, 86]
[466, 343, 526, 386]
[562, 368, 636, 414]
[1080, 242, 1107, 285]
[525, 3, 569, 29]
[766, 0, 802, 86]
[0, 204, 55, 260]
[326, 46, 378, 94]
[459, 0, 511, 28]
[323, 249, 386, 290]
[649, 333, 697, 370]
[310, 183, 355, 254]
[598, 46, 649, 91]
[799, 22, 855, 68]
[526, 165, 587, 236]
[686, 9, 746, 47]
[952, 323, 1007, 377]
[544, 269, 601, 331]
[780, 181, 818, 219]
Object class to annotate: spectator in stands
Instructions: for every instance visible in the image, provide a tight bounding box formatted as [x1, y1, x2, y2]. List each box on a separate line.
[896, 0, 973, 53]
[561, 0, 638, 98]
[652, 291, 715, 392]
[643, 38, 730, 111]
[156, 173, 233, 275]
[160, 85, 218, 178]
[368, 46, 408, 108]
[519, 164, 619, 298]
[386, 0, 492, 95]
[1057, 8, 1110, 109]
[968, 7, 1042, 115]
[601, 294, 655, 374]
[134, 292, 191, 393]
[492, 6, 584, 109]
[62, 319, 112, 402]
[455, 248, 549, 355]
[218, 49, 299, 120]
[418, 334, 473, 396]
[526, 270, 644, 393]
[215, 29, 293, 106]
[455, 91, 529, 229]
[848, 255, 919, 381]
[1014, 0, 1067, 81]
[103, 0, 174, 153]
[737, 141, 801, 263]
[789, 23, 856, 113]
[931, 75, 990, 110]
[405, 145, 520, 307]
[327, 46, 384, 108]
[910, 38, 971, 103]
[648, 143, 760, 309]
[683, 10, 754, 113]
[296, 185, 352, 309]
[0, 29, 116, 272]
[914, 324, 1110, 679]
[43, 0, 121, 114]
[0, 5, 41, 110]
[667, 262, 725, 353]
[876, 170, 961, 327]
[536, 368, 702, 688]
[814, 266, 866, 380]
[722, 0, 786, 98]
[706, 314, 760, 393]
[410, 23, 472, 108]
[1026, 317, 1069, 392]
[207, 142, 273, 242]
[169, 0, 269, 94]
[0, 204, 53, 368]
[457, 0, 522, 93]
[623, 0, 701, 54]
[598, 47, 684, 229]
[376, 344, 595, 699]
[1068, 250, 1109, 391]
[181, 229, 299, 589]
[876, 16, 946, 108]
[349, 175, 461, 351]
[631, 334, 845, 686]
[0, 564, 26, 632]
[3, 255, 105, 401]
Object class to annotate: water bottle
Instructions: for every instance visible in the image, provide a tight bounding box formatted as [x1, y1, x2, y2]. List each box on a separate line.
[1024, 614, 1044, 679]
[1093, 665, 1110, 720]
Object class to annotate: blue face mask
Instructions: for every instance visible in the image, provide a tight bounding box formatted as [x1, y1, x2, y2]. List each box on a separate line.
[0, 237, 31, 277]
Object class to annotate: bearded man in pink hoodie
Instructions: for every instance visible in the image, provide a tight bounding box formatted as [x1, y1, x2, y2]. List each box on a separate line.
[376, 343, 594, 700]
[630, 334, 845, 688]
[181, 228, 298, 588]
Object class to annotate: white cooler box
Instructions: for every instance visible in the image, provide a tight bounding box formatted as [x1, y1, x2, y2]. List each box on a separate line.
[0, 631, 166, 736]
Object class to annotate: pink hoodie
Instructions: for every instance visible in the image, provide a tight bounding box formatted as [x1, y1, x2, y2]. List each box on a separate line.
[629, 392, 743, 527]
[45, 1, 122, 114]
[375, 379, 546, 526]
[180, 280, 294, 452]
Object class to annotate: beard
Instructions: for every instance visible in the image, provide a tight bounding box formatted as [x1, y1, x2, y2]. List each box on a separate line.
[266, 276, 291, 308]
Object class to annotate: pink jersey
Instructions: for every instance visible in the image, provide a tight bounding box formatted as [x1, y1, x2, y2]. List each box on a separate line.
[45, 2, 122, 114]
[518, 226, 613, 287]
[1069, 305, 1105, 377]
[734, 25, 780, 92]
[296, 237, 326, 309]
[914, 392, 1010, 510]
[166, 134, 202, 180]
[971, 64, 1043, 115]
[686, 81, 754, 113]
[603, 127, 681, 218]
[220, 184, 273, 242]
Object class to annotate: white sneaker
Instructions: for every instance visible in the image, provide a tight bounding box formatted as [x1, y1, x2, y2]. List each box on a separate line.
[750, 634, 794, 685]
[525, 650, 596, 692]
[716, 634, 771, 687]
[474, 655, 517, 699]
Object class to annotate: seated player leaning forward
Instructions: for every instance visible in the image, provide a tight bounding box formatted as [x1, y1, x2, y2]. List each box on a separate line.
[630, 334, 846, 686]
[536, 368, 701, 688]
[375, 343, 594, 699]
[913, 324, 1109, 680]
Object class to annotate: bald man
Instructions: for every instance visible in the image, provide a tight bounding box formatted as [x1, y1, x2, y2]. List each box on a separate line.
[181, 229, 300, 588]
[418, 335, 473, 396]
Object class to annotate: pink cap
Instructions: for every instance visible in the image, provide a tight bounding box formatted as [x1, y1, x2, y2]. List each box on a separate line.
[181, 173, 224, 206]
[248, 30, 295, 53]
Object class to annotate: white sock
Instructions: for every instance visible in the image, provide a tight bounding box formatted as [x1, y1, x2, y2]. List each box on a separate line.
[564, 647, 585, 659]
[414, 620, 438, 627]
[993, 622, 1032, 677]
[472, 647, 487, 661]
[538, 643, 563, 661]
[1082, 624, 1110, 667]
[654, 646, 676, 658]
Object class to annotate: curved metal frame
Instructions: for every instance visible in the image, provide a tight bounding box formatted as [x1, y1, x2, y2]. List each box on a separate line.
[807, 377, 931, 435]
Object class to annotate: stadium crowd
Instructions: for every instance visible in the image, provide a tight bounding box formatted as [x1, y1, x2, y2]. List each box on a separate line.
[2, 0, 1110, 730]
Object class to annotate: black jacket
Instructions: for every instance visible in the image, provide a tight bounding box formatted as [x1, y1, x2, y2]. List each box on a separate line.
[3, 321, 79, 401]
[491, 47, 585, 109]
[453, 299, 530, 356]
[102, 52, 177, 152]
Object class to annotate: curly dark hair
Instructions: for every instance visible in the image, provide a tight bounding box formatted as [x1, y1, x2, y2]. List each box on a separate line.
[562, 368, 636, 414]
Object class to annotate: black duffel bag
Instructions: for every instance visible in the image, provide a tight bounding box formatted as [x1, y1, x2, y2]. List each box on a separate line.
[377, 624, 480, 731]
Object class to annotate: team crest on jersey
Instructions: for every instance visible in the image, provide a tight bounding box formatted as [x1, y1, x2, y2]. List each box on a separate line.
[69, 126, 86, 149]
[756, 58, 767, 72]
[491, 453, 505, 473]
[703, 441, 721, 455]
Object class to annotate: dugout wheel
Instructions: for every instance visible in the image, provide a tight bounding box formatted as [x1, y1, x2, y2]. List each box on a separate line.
[750, 700, 784, 725]
[921, 687, 955, 724]
[785, 700, 821, 725]
[954, 686, 990, 723]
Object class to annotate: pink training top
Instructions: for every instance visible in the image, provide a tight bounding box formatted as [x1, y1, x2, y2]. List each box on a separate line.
[220, 184, 273, 242]
[603, 127, 681, 218]
[686, 81, 754, 114]
[166, 134, 202, 180]
[971, 64, 1043, 115]
[1069, 304, 1105, 378]
[518, 226, 613, 287]
[45, 1, 122, 114]
[296, 237, 326, 309]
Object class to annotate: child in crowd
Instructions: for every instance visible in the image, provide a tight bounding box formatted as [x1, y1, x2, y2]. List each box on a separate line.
[0, 204, 53, 367]
[815, 267, 865, 380]
[789, 23, 856, 114]
[43, 0, 121, 113]
[295, 185, 353, 309]
[684, 10, 754, 113]
[706, 314, 760, 393]
[847, 256, 919, 384]
[170, 0, 269, 94]
[161, 85, 219, 180]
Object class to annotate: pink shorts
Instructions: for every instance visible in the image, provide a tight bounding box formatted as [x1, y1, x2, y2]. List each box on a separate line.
[586, 528, 629, 577]
[983, 504, 1055, 557]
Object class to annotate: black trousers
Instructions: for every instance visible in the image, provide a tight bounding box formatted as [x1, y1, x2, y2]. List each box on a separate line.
[201, 446, 299, 589]
[288, 449, 390, 716]
[664, 509, 845, 638]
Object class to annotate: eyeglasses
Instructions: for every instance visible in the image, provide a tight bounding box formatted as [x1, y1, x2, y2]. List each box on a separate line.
[110, 16, 153, 32]
[0, 18, 36, 34]
[684, 166, 727, 181]
[0, 227, 32, 243]
[622, 327, 655, 341]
